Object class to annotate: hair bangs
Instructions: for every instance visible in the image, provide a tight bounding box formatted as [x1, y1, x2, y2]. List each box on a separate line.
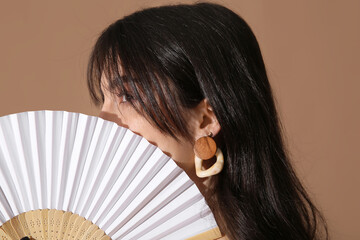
[87, 20, 192, 142]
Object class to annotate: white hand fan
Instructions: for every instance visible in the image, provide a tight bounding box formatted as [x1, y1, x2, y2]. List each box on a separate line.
[0, 110, 221, 240]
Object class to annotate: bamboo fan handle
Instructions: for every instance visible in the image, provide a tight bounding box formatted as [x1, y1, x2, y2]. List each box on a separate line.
[0, 209, 110, 240]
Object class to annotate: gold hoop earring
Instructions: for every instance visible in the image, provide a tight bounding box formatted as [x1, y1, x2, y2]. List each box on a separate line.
[193, 134, 224, 178]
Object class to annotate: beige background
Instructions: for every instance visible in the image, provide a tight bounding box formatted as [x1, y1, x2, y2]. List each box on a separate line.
[0, 0, 359, 239]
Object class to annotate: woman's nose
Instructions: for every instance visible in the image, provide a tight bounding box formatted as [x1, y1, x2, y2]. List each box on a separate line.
[99, 101, 126, 127]
[99, 102, 117, 122]
[99, 110, 119, 123]
[99, 99, 116, 122]
[99, 110, 110, 121]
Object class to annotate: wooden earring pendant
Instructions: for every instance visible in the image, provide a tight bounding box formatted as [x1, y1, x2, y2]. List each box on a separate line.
[194, 135, 224, 178]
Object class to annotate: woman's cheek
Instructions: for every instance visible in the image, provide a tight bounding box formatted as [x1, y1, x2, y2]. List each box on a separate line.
[120, 106, 151, 136]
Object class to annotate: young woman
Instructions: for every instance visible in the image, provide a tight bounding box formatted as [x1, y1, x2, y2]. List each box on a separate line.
[87, 2, 328, 239]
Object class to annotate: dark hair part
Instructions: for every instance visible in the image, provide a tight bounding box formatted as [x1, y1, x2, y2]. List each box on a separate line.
[87, 2, 328, 239]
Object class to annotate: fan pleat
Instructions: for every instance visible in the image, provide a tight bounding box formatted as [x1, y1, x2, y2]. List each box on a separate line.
[135, 198, 212, 239]
[0, 110, 218, 239]
[12, 113, 37, 211]
[89, 139, 158, 223]
[29, 111, 47, 210]
[65, 114, 98, 212]
[102, 161, 181, 232]
[47, 111, 63, 210]
[0, 187, 12, 223]
[111, 176, 196, 238]
[57, 111, 79, 210]
[72, 118, 112, 214]
[17, 112, 41, 210]
[0, 115, 28, 213]
[79, 125, 127, 218]
[80, 127, 132, 219]
[28, 111, 44, 210]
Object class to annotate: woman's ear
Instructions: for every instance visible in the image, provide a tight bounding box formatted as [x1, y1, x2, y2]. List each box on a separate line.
[190, 98, 221, 139]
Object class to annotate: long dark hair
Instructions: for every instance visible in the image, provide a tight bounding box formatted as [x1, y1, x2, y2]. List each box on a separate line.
[87, 2, 328, 239]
